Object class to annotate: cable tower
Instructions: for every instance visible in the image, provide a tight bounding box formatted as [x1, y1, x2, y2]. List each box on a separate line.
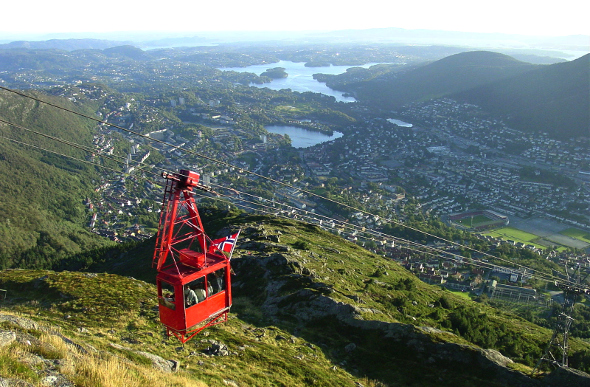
[533, 264, 589, 374]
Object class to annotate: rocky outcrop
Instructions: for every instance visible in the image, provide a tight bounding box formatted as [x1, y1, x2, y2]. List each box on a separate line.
[0, 330, 16, 347]
[229, 225, 590, 387]
[542, 366, 590, 387]
[0, 314, 41, 331]
[0, 377, 34, 387]
[109, 343, 179, 373]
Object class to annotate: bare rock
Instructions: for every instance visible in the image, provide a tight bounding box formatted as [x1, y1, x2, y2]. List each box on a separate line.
[110, 343, 178, 372]
[40, 374, 75, 387]
[0, 330, 16, 347]
[203, 340, 230, 356]
[0, 314, 40, 331]
[542, 366, 590, 387]
[0, 377, 34, 386]
[136, 350, 180, 373]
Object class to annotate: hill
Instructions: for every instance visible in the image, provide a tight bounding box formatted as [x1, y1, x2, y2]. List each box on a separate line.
[0, 38, 129, 51]
[451, 53, 590, 138]
[103, 45, 150, 61]
[0, 88, 112, 269]
[332, 51, 588, 138]
[2, 212, 590, 386]
[340, 51, 537, 108]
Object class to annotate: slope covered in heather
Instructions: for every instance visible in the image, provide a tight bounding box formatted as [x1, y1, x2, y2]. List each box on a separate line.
[2, 213, 589, 386]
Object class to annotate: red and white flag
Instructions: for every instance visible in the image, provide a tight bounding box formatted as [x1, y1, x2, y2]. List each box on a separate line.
[209, 231, 240, 254]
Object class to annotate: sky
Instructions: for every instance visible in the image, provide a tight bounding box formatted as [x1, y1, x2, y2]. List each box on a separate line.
[2, 0, 589, 39]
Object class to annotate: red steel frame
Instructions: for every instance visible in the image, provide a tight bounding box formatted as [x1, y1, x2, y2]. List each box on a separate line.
[153, 170, 232, 343]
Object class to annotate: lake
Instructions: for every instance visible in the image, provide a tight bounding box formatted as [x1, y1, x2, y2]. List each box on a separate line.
[387, 118, 413, 127]
[266, 125, 343, 148]
[220, 60, 381, 102]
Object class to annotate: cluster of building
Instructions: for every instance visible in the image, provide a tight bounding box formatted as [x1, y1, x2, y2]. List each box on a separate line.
[42, 76, 589, 299]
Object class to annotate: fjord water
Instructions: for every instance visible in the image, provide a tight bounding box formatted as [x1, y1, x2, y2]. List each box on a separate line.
[266, 125, 343, 148]
[221, 60, 379, 102]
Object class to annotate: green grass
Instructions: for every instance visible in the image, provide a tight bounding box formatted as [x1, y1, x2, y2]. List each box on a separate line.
[0, 347, 41, 383]
[456, 214, 494, 227]
[560, 227, 590, 243]
[3, 213, 590, 385]
[0, 268, 366, 386]
[483, 227, 544, 247]
[446, 289, 473, 300]
[274, 104, 312, 115]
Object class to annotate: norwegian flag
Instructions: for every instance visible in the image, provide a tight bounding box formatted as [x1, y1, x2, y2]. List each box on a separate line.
[209, 231, 240, 254]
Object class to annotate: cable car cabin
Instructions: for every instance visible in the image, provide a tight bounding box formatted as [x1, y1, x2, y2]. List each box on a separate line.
[153, 169, 234, 343]
[156, 252, 231, 343]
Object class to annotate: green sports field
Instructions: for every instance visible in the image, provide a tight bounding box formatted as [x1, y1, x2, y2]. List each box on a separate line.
[455, 214, 493, 227]
[486, 227, 537, 241]
[560, 227, 590, 243]
[483, 227, 544, 248]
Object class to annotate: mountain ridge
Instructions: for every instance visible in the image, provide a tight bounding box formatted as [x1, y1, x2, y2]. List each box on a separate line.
[2, 214, 590, 386]
[334, 51, 589, 138]
[450, 53, 590, 138]
[341, 51, 537, 108]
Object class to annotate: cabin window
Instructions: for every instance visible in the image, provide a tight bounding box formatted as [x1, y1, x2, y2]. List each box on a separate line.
[185, 277, 206, 307]
[208, 268, 226, 296]
[158, 281, 176, 310]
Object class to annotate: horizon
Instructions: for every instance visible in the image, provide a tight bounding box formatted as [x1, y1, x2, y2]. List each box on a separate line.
[2, 0, 589, 41]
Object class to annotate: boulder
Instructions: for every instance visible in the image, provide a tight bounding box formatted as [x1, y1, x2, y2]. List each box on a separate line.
[203, 340, 230, 356]
[136, 351, 180, 373]
[0, 330, 16, 347]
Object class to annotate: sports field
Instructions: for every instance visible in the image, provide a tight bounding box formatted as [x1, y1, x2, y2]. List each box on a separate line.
[560, 228, 590, 243]
[483, 217, 590, 251]
[455, 215, 491, 227]
[484, 227, 542, 247]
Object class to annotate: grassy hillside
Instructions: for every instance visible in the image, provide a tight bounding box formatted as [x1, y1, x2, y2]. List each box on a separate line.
[0, 89, 112, 268]
[3, 212, 589, 386]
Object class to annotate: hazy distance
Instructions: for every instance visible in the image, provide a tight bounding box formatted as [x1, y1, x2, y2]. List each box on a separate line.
[2, 0, 589, 41]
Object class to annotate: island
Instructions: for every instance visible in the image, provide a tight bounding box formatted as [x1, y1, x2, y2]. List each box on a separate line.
[260, 67, 288, 79]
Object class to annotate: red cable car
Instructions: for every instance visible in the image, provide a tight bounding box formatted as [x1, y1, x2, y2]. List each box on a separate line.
[153, 170, 234, 343]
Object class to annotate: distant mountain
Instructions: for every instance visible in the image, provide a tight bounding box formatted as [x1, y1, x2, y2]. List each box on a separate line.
[0, 48, 96, 72]
[0, 38, 129, 51]
[346, 51, 537, 108]
[103, 45, 150, 61]
[0, 45, 149, 72]
[338, 51, 589, 138]
[451, 53, 590, 138]
[137, 35, 216, 49]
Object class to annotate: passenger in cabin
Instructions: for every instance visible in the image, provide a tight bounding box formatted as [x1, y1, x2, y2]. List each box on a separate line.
[185, 285, 198, 307]
[186, 278, 207, 306]
[216, 269, 225, 291]
[207, 280, 213, 297]
[207, 273, 217, 295]
[164, 292, 174, 303]
[162, 292, 176, 309]
[195, 284, 206, 303]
